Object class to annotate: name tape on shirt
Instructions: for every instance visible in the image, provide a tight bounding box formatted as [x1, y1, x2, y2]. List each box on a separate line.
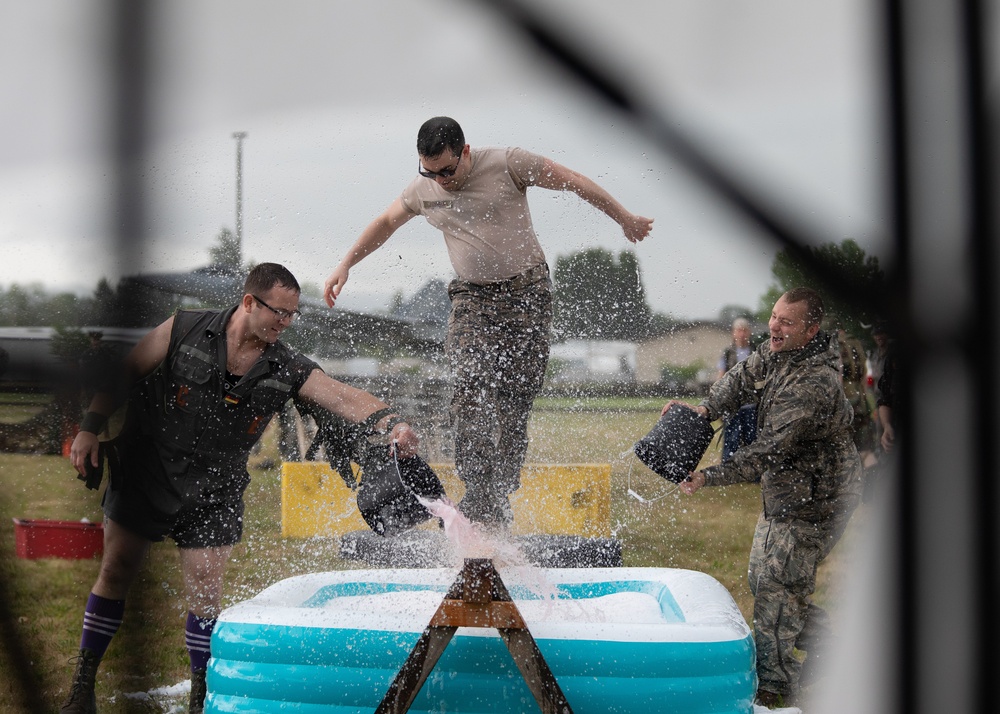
[422, 200, 453, 209]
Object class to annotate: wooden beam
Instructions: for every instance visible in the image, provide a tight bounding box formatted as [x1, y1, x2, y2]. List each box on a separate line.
[375, 558, 574, 714]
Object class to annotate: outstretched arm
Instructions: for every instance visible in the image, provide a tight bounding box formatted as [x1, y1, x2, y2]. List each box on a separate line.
[534, 158, 654, 243]
[324, 198, 415, 307]
[297, 369, 419, 458]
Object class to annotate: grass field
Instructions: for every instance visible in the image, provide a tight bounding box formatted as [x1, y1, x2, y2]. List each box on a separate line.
[0, 398, 864, 712]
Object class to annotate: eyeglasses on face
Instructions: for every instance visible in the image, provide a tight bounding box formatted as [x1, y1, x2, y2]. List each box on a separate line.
[252, 295, 301, 321]
[418, 154, 461, 179]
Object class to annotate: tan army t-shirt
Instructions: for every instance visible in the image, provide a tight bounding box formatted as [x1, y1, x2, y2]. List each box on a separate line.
[400, 146, 547, 284]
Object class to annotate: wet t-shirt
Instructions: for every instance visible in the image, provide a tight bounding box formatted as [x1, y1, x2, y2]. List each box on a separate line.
[400, 147, 547, 284]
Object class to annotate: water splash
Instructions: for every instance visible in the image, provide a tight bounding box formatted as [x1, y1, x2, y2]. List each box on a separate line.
[417, 496, 526, 567]
[416, 496, 559, 602]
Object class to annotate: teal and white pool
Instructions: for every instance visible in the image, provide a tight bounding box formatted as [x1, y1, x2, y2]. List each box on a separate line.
[207, 567, 756, 713]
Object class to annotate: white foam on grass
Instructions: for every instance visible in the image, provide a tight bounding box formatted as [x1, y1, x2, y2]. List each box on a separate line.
[131, 680, 801, 714]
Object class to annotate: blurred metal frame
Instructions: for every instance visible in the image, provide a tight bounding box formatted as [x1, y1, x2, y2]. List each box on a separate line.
[2, 0, 994, 711]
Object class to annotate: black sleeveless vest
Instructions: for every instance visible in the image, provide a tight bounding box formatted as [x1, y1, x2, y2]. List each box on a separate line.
[134, 306, 317, 478]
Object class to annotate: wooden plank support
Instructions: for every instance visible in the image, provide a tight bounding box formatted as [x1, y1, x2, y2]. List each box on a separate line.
[375, 558, 574, 714]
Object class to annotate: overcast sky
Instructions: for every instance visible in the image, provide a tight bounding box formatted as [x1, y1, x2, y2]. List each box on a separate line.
[0, 0, 886, 320]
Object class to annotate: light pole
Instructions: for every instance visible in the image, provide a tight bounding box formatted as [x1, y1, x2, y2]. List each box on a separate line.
[232, 131, 247, 264]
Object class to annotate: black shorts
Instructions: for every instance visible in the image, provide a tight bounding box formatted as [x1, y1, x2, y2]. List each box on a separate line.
[102, 474, 245, 549]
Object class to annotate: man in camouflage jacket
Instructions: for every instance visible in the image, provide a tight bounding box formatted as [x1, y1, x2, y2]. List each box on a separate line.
[675, 287, 862, 708]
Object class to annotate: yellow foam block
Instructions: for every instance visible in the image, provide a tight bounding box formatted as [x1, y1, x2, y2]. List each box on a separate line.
[280, 463, 368, 538]
[280, 462, 611, 539]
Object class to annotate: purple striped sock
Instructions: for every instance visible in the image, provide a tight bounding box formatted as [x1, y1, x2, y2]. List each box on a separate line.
[185, 612, 216, 672]
[80, 592, 125, 658]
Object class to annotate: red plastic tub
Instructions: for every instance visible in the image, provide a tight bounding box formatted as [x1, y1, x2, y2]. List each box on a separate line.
[12, 518, 104, 560]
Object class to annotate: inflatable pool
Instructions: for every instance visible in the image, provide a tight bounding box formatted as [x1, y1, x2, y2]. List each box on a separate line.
[208, 567, 756, 713]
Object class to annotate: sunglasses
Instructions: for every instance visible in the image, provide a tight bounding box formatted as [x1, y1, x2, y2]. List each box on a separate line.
[418, 155, 461, 179]
[252, 295, 301, 321]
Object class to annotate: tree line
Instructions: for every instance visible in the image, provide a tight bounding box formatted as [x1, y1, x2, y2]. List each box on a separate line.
[0, 279, 180, 330]
[755, 238, 887, 347]
[0, 238, 886, 346]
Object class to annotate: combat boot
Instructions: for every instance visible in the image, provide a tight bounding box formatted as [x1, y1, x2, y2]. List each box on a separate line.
[60, 648, 100, 713]
[189, 668, 207, 713]
[754, 689, 783, 709]
[797, 603, 832, 688]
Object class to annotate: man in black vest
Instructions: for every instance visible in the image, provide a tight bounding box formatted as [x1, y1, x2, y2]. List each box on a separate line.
[60, 263, 418, 713]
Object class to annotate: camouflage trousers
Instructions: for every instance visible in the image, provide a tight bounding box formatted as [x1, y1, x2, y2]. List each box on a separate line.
[446, 267, 552, 504]
[748, 512, 850, 699]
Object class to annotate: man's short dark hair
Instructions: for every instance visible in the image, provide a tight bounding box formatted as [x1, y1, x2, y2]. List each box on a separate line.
[244, 262, 300, 296]
[783, 287, 825, 327]
[417, 117, 465, 159]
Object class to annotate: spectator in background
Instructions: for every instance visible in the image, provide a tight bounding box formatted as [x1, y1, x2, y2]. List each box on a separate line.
[826, 317, 878, 468]
[869, 322, 892, 405]
[877, 338, 899, 453]
[717, 317, 756, 461]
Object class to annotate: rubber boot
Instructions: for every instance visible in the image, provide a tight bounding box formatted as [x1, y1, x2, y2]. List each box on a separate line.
[60, 648, 100, 714]
[189, 668, 207, 714]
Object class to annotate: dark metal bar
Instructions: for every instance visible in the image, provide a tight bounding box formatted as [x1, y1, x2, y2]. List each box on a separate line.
[880, 1, 915, 711]
[959, 1, 996, 711]
[0, 1, 153, 710]
[109, 0, 156, 698]
[0, 553, 47, 712]
[892, 1, 986, 712]
[111, 0, 150, 306]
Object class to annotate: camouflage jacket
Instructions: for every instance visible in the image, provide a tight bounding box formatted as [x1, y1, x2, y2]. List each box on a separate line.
[700, 330, 862, 523]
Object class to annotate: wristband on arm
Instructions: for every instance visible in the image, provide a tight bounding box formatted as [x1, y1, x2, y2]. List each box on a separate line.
[361, 407, 407, 436]
[381, 415, 408, 435]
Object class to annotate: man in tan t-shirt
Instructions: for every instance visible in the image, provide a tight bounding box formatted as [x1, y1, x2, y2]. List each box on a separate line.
[324, 116, 653, 526]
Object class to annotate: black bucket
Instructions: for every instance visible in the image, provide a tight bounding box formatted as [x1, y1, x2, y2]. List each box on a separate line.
[356, 454, 446, 537]
[634, 404, 715, 483]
